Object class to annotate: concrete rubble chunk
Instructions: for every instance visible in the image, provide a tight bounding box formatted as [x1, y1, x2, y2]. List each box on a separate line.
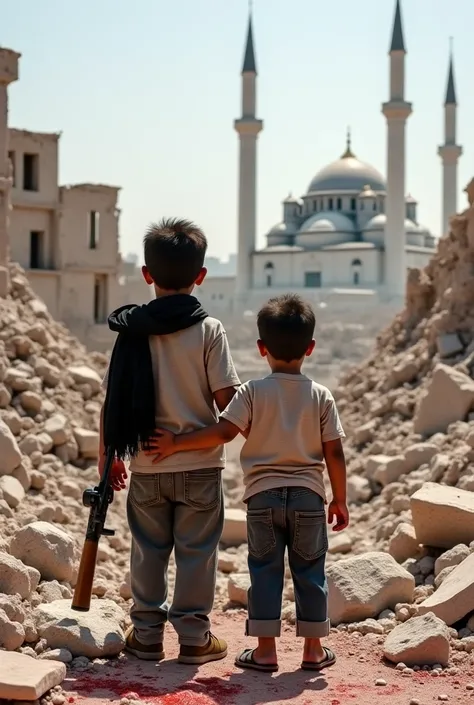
[228, 573, 250, 607]
[417, 552, 474, 626]
[73, 428, 100, 459]
[0, 419, 22, 476]
[44, 414, 69, 446]
[0, 650, 66, 700]
[10, 521, 76, 582]
[383, 612, 450, 667]
[327, 552, 415, 625]
[434, 544, 470, 577]
[437, 333, 464, 358]
[413, 364, 474, 436]
[388, 523, 420, 563]
[34, 598, 125, 658]
[0, 551, 37, 599]
[67, 365, 102, 394]
[0, 475, 25, 507]
[221, 508, 247, 546]
[410, 482, 474, 548]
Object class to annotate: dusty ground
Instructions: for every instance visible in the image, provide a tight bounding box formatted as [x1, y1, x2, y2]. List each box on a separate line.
[64, 612, 474, 705]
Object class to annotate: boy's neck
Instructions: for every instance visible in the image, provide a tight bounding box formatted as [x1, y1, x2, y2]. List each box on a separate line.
[268, 360, 304, 375]
[153, 285, 194, 299]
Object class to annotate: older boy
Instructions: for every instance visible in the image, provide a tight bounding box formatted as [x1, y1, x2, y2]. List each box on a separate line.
[100, 218, 240, 664]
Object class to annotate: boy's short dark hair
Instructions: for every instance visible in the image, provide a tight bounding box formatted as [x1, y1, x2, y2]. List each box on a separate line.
[143, 217, 207, 290]
[257, 294, 316, 362]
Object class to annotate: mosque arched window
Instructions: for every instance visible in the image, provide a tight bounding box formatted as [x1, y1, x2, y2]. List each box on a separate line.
[336, 197, 342, 210]
[328, 198, 334, 211]
[264, 261, 274, 287]
[351, 258, 362, 286]
[351, 198, 356, 211]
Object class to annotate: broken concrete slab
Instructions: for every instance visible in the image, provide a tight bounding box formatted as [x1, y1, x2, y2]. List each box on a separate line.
[0, 650, 65, 700]
[410, 482, 474, 549]
[417, 552, 474, 626]
[413, 364, 474, 437]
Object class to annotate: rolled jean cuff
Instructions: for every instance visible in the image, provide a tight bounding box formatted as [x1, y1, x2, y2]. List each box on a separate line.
[246, 619, 281, 638]
[296, 618, 330, 638]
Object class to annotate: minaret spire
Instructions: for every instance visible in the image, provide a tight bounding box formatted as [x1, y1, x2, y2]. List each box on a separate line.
[445, 38, 456, 105]
[382, 0, 412, 300]
[390, 0, 406, 53]
[242, 10, 257, 74]
[438, 39, 462, 235]
[235, 13, 263, 297]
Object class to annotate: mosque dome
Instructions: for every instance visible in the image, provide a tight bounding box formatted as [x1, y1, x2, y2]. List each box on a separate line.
[363, 214, 425, 234]
[266, 221, 295, 247]
[307, 136, 386, 195]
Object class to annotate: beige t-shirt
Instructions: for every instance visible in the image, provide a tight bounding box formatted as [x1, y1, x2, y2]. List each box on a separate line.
[220, 373, 345, 502]
[103, 317, 240, 473]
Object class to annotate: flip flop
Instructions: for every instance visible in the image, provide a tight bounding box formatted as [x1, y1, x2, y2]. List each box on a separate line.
[235, 648, 279, 673]
[301, 646, 336, 671]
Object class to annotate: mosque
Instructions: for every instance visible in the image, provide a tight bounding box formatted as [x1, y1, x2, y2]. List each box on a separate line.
[197, 0, 463, 311]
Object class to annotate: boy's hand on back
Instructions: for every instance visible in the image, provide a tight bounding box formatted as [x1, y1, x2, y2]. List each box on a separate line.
[144, 428, 176, 463]
[328, 499, 349, 532]
[98, 457, 128, 492]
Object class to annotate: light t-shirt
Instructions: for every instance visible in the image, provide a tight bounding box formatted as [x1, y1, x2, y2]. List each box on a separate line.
[102, 317, 240, 473]
[220, 373, 345, 502]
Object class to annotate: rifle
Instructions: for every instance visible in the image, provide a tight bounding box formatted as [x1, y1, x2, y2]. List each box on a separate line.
[71, 447, 116, 611]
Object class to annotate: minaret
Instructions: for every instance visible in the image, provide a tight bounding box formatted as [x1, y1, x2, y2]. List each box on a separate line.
[438, 41, 462, 236]
[0, 48, 20, 296]
[382, 0, 412, 300]
[234, 13, 263, 296]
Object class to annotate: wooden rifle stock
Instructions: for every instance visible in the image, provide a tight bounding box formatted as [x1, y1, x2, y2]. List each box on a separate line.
[71, 448, 115, 611]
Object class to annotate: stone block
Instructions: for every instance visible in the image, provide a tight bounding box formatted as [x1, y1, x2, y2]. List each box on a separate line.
[410, 482, 474, 549]
[0, 650, 65, 700]
[414, 364, 474, 436]
[417, 553, 474, 625]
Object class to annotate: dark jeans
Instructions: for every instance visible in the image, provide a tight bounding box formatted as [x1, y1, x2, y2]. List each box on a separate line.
[246, 487, 330, 638]
[127, 469, 224, 647]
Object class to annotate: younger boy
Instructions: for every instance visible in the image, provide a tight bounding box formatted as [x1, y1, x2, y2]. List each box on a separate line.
[100, 218, 240, 664]
[146, 294, 349, 672]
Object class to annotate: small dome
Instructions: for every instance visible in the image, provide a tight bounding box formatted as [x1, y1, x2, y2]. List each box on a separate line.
[405, 194, 418, 204]
[283, 193, 302, 205]
[299, 211, 356, 234]
[359, 184, 377, 199]
[363, 214, 426, 234]
[267, 222, 289, 235]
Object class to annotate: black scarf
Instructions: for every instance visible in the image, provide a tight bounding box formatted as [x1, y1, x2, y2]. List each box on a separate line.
[104, 294, 208, 460]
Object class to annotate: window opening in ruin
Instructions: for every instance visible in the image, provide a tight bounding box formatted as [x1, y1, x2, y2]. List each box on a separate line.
[23, 153, 39, 191]
[8, 152, 16, 187]
[29, 231, 44, 269]
[89, 211, 100, 249]
[94, 275, 108, 324]
[304, 271, 321, 288]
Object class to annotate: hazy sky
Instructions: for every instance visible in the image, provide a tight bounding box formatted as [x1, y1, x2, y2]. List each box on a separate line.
[3, 0, 473, 261]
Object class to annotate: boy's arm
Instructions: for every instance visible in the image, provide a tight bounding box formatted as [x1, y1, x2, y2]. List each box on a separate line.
[323, 438, 349, 531]
[98, 405, 128, 490]
[214, 385, 238, 412]
[323, 438, 347, 503]
[146, 419, 240, 463]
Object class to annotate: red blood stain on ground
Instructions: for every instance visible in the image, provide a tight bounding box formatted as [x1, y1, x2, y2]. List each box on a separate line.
[64, 617, 474, 705]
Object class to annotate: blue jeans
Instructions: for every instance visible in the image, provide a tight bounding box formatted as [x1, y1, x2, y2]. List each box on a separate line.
[246, 487, 330, 639]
